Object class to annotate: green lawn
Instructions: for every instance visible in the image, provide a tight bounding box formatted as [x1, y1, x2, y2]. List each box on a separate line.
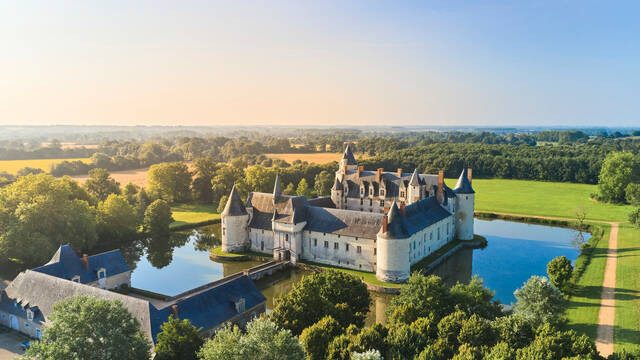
[211, 246, 246, 258]
[445, 178, 633, 222]
[565, 223, 610, 340]
[170, 203, 220, 228]
[304, 261, 403, 288]
[614, 223, 640, 352]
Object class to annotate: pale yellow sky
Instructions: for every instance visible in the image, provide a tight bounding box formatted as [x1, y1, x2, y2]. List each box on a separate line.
[1, 1, 639, 127]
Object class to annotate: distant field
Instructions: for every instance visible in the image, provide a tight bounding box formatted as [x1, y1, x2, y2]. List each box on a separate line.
[0, 158, 91, 174]
[445, 178, 634, 222]
[40, 142, 99, 149]
[265, 153, 343, 164]
[72, 167, 151, 187]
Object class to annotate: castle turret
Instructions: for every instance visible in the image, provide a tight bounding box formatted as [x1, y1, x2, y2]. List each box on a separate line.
[453, 168, 475, 241]
[331, 176, 344, 209]
[376, 201, 410, 283]
[221, 185, 250, 253]
[339, 144, 358, 174]
[407, 168, 421, 204]
[273, 174, 282, 204]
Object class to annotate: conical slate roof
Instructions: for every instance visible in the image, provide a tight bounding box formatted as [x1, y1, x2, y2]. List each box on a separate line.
[342, 144, 357, 165]
[381, 201, 409, 239]
[453, 168, 475, 194]
[273, 174, 282, 201]
[409, 169, 420, 186]
[221, 185, 247, 216]
[331, 177, 343, 191]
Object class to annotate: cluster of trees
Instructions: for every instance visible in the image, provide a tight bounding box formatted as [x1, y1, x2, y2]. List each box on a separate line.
[23, 271, 640, 360]
[0, 172, 173, 271]
[595, 152, 640, 226]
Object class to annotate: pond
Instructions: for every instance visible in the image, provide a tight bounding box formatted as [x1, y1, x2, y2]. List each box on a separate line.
[429, 219, 589, 305]
[125, 219, 588, 324]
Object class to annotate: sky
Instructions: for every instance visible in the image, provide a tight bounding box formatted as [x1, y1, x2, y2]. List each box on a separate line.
[1, 1, 639, 127]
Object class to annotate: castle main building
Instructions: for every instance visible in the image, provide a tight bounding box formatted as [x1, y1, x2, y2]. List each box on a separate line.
[221, 146, 475, 283]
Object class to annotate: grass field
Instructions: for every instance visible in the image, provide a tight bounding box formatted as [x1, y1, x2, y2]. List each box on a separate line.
[445, 178, 634, 222]
[170, 204, 220, 229]
[72, 167, 151, 187]
[614, 223, 640, 352]
[266, 152, 350, 164]
[0, 158, 91, 174]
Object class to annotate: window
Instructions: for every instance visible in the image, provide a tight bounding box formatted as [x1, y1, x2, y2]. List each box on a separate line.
[222, 227, 226, 235]
[324, 241, 329, 248]
[345, 244, 349, 252]
[24, 322, 29, 329]
[98, 269, 106, 279]
[285, 234, 289, 242]
[447, 223, 449, 235]
[430, 232, 433, 240]
[359, 264, 362, 269]
[26, 310, 33, 321]
[400, 191, 405, 197]
[380, 200, 384, 206]
[357, 246, 362, 254]
[334, 242, 339, 250]
[380, 190, 385, 196]
[261, 241, 264, 251]
[369, 199, 372, 206]
[438, 228, 441, 240]
[314, 239, 317, 246]
[36, 329, 42, 340]
[374, 248, 377, 255]
[360, 198, 363, 205]
[235, 298, 246, 313]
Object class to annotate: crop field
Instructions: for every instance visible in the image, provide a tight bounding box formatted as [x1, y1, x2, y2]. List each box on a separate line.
[0, 158, 91, 174]
[72, 167, 151, 187]
[265, 152, 345, 164]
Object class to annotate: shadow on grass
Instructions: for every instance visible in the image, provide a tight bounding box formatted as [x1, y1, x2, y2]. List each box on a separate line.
[570, 286, 640, 301]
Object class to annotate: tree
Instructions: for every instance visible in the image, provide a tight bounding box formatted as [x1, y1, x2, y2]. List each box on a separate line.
[135, 188, 150, 219]
[386, 323, 428, 360]
[155, 315, 204, 360]
[211, 166, 243, 204]
[0, 174, 98, 267]
[271, 270, 370, 335]
[547, 256, 573, 292]
[388, 274, 452, 322]
[148, 162, 192, 203]
[629, 208, 640, 228]
[198, 317, 304, 360]
[515, 323, 597, 359]
[84, 168, 121, 201]
[457, 314, 494, 348]
[300, 316, 342, 360]
[314, 171, 334, 196]
[16, 167, 44, 177]
[351, 350, 382, 360]
[513, 276, 564, 327]
[490, 315, 535, 349]
[23, 296, 150, 360]
[192, 158, 219, 203]
[217, 195, 229, 214]
[244, 166, 278, 193]
[144, 199, 174, 235]
[122, 182, 140, 205]
[597, 152, 638, 203]
[283, 182, 296, 195]
[296, 178, 312, 197]
[97, 194, 139, 244]
[626, 183, 640, 206]
[449, 276, 503, 320]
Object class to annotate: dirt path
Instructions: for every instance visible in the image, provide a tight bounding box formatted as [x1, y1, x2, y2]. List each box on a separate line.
[595, 222, 618, 357]
[478, 211, 620, 356]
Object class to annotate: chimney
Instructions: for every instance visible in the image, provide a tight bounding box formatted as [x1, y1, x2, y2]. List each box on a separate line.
[467, 168, 472, 184]
[437, 170, 444, 204]
[382, 215, 388, 233]
[82, 254, 89, 270]
[343, 165, 347, 175]
[377, 168, 383, 182]
[400, 203, 406, 218]
[397, 168, 402, 178]
[171, 305, 178, 318]
[357, 165, 363, 177]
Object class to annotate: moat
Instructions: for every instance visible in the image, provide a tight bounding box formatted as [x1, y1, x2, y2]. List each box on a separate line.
[128, 219, 588, 324]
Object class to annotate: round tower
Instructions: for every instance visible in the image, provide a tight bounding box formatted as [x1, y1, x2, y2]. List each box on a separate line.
[453, 168, 475, 241]
[376, 201, 411, 283]
[330, 176, 344, 208]
[221, 185, 250, 253]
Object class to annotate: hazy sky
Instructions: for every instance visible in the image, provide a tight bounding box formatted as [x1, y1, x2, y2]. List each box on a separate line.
[1, 1, 639, 127]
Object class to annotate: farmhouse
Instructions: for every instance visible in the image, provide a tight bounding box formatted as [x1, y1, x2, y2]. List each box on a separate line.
[0, 245, 266, 346]
[221, 146, 475, 283]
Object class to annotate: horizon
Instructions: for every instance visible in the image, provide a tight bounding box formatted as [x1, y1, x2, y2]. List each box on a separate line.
[1, 1, 639, 127]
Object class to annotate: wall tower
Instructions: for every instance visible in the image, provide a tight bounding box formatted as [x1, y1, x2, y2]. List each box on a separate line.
[221, 185, 250, 253]
[453, 168, 475, 241]
[376, 201, 411, 283]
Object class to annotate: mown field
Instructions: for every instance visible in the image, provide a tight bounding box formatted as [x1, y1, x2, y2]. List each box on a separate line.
[445, 178, 634, 222]
[0, 158, 91, 174]
[614, 223, 640, 352]
[169, 203, 219, 229]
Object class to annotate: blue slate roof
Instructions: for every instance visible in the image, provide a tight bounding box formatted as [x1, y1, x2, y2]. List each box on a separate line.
[380, 197, 452, 239]
[149, 275, 266, 341]
[33, 245, 130, 284]
[453, 168, 475, 194]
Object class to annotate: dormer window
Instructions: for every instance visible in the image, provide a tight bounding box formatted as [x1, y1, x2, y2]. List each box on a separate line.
[26, 309, 34, 321]
[235, 298, 246, 313]
[72, 275, 80, 283]
[97, 268, 107, 279]
[380, 190, 385, 196]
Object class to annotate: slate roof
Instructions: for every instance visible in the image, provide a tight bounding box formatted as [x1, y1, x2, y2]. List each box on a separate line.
[453, 168, 475, 194]
[247, 193, 308, 229]
[33, 245, 130, 284]
[305, 207, 384, 239]
[221, 185, 247, 216]
[342, 144, 358, 165]
[341, 171, 439, 199]
[3, 270, 266, 345]
[379, 197, 452, 239]
[307, 197, 336, 208]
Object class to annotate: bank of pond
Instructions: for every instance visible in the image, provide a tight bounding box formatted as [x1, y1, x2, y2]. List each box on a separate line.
[120, 218, 588, 325]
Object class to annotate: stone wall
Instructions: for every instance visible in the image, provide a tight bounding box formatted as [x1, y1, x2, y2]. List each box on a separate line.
[301, 231, 377, 272]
